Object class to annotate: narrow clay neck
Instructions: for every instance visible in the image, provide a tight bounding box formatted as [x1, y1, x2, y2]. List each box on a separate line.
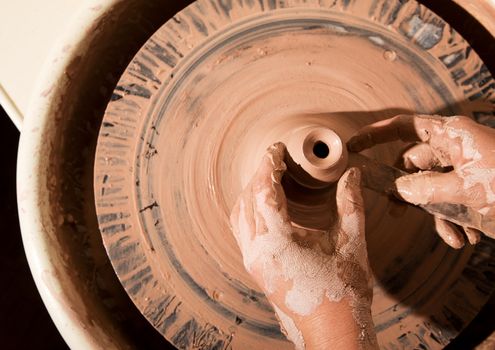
[286, 126, 348, 189]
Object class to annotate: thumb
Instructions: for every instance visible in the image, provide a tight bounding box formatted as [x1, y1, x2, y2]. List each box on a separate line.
[229, 143, 290, 259]
[336, 167, 365, 234]
[395, 171, 466, 205]
[251, 142, 288, 210]
[250, 142, 293, 238]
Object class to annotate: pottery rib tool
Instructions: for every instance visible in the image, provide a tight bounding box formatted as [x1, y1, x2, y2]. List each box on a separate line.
[348, 153, 495, 238]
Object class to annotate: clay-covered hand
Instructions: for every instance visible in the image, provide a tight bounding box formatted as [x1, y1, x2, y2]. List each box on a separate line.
[348, 114, 495, 248]
[230, 142, 377, 350]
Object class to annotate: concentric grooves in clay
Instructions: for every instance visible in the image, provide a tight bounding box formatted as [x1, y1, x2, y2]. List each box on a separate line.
[94, 1, 495, 349]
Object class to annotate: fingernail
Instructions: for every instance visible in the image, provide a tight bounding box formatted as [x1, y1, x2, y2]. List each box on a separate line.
[444, 233, 465, 249]
[464, 227, 482, 245]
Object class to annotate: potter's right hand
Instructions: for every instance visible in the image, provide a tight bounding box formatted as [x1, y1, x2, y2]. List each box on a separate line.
[348, 114, 495, 248]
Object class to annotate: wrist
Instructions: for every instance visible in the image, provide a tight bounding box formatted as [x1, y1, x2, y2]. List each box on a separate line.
[296, 296, 377, 350]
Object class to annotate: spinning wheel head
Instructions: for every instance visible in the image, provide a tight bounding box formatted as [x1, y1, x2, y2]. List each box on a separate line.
[94, 1, 495, 349]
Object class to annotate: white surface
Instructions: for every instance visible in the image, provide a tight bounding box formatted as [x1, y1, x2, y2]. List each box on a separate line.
[0, 83, 22, 129]
[0, 0, 80, 128]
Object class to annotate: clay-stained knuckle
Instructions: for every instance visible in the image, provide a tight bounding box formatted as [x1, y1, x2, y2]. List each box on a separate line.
[412, 118, 432, 142]
[413, 114, 445, 141]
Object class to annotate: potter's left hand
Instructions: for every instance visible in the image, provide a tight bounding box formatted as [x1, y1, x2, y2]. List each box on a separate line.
[230, 143, 377, 350]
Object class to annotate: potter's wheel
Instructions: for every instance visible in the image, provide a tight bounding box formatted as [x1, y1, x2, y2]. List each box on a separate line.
[94, 0, 495, 348]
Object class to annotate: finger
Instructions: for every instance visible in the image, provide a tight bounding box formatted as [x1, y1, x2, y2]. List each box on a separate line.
[434, 217, 465, 249]
[336, 168, 369, 267]
[336, 167, 365, 234]
[403, 143, 443, 170]
[395, 171, 466, 205]
[251, 142, 287, 197]
[251, 143, 292, 237]
[229, 142, 288, 246]
[464, 227, 482, 245]
[347, 114, 442, 152]
[347, 114, 471, 160]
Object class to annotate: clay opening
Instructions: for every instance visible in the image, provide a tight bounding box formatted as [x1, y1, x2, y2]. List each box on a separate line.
[312, 141, 329, 159]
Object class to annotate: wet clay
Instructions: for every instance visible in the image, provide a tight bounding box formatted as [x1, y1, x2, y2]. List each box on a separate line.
[94, 0, 495, 349]
[286, 126, 348, 187]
